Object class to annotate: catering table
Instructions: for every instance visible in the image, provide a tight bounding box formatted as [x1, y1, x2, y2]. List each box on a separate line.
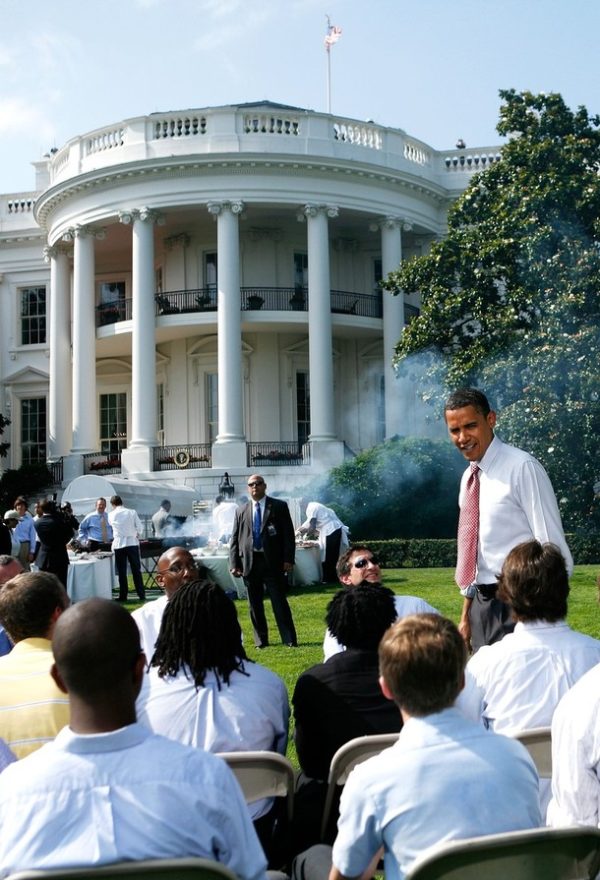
[192, 544, 322, 599]
[67, 553, 115, 602]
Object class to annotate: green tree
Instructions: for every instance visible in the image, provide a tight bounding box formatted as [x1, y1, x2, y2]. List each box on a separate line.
[383, 90, 600, 533]
[0, 413, 9, 458]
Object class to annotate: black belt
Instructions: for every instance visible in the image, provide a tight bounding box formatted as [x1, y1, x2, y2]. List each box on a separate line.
[476, 583, 497, 599]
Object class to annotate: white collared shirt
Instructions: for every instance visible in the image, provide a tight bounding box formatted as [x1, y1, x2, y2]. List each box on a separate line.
[108, 505, 142, 549]
[132, 594, 169, 659]
[547, 661, 600, 828]
[459, 436, 573, 592]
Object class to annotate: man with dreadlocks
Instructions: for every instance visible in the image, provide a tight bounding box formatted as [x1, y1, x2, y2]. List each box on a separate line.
[136, 578, 289, 824]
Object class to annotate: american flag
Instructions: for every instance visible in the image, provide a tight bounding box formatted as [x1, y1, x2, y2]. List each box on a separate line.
[324, 24, 342, 49]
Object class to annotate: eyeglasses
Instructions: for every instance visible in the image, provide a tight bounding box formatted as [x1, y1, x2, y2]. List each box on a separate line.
[157, 561, 197, 576]
[352, 555, 380, 570]
[248, 481, 265, 488]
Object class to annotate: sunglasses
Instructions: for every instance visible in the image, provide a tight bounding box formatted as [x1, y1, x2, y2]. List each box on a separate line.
[157, 561, 197, 576]
[248, 481, 265, 488]
[352, 555, 380, 569]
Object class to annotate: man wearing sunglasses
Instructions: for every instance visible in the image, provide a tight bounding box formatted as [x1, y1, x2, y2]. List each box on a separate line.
[132, 547, 207, 659]
[229, 474, 298, 648]
[323, 546, 438, 659]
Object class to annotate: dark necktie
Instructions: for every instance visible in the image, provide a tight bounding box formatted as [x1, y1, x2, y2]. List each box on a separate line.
[455, 463, 480, 589]
[253, 502, 262, 550]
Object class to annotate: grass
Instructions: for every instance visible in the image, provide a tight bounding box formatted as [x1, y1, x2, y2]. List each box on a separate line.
[125, 565, 599, 767]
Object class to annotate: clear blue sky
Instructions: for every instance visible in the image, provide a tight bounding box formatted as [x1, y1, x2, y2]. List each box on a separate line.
[0, 0, 598, 194]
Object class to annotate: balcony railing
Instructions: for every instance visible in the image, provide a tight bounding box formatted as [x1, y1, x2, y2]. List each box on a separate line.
[48, 458, 64, 485]
[247, 441, 308, 467]
[83, 451, 122, 474]
[153, 443, 212, 471]
[96, 288, 383, 327]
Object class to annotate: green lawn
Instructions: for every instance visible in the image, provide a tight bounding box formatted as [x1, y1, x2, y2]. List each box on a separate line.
[126, 565, 599, 766]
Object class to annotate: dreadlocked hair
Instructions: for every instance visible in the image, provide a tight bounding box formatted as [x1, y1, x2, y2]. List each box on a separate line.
[151, 578, 250, 690]
[326, 583, 397, 650]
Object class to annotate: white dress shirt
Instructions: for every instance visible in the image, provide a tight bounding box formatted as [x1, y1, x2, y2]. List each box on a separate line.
[132, 594, 168, 659]
[108, 505, 142, 549]
[136, 660, 289, 818]
[300, 502, 350, 561]
[323, 594, 439, 660]
[0, 723, 267, 880]
[331, 707, 541, 880]
[459, 436, 573, 594]
[547, 662, 600, 828]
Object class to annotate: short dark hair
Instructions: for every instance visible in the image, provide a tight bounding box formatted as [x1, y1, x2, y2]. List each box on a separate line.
[13, 496, 27, 507]
[326, 584, 397, 650]
[40, 499, 56, 514]
[52, 598, 141, 697]
[110, 495, 122, 506]
[497, 540, 569, 622]
[379, 614, 467, 716]
[336, 545, 375, 580]
[0, 572, 69, 642]
[152, 579, 249, 689]
[444, 388, 491, 417]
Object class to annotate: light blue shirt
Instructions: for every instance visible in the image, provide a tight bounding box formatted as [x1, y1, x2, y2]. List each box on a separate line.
[0, 722, 267, 880]
[77, 511, 113, 544]
[332, 707, 541, 880]
[13, 512, 37, 546]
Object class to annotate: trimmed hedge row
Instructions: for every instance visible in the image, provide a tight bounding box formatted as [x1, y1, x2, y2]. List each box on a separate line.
[356, 535, 600, 568]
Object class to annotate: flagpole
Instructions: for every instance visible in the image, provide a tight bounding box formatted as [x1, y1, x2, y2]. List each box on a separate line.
[325, 15, 332, 114]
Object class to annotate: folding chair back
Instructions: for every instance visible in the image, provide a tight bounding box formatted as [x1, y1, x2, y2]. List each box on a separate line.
[6, 856, 239, 880]
[320, 733, 399, 839]
[513, 726, 552, 778]
[405, 826, 600, 880]
[217, 750, 295, 821]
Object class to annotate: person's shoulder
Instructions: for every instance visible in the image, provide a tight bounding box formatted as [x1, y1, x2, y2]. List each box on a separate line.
[394, 595, 438, 616]
[246, 659, 287, 690]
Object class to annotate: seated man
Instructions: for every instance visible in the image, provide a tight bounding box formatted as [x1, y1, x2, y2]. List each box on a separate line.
[0, 571, 70, 757]
[547, 660, 600, 827]
[0, 597, 267, 879]
[323, 545, 438, 659]
[131, 546, 207, 658]
[455, 540, 600, 812]
[293, 614, 541, 880]
[77, 497, 113, 551]
[292, 584, 401, 851]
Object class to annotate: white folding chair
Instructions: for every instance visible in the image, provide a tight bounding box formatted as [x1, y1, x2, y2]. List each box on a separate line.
[405, 826, 600, 880]
[320, 733, 399, 839]
[217, 750, 295, 822]
[513, 726, 552, 778]
[6, 857, 239, 880]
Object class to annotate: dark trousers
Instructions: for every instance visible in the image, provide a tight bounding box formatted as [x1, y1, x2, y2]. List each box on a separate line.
[114, 545, 145, 601]
[88, 540, 112, 552]
[244, 553, 297, 647]
[470, 584, 515, 652]
[323, 529, 342, 583]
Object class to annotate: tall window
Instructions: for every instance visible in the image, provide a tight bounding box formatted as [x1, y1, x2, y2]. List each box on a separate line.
[296, 371, 310, 448]
[100, 393, 127, 454]
[21, 398, 46, 463]
[20, 286, 46, 345]
[157, 384, 164, 445]
[376, 374, 386, 444]
[206, 373, 218, 441]
[373, 258, 383, 293]
[205, 253, 217, 292]
[294, 253, 308, 290]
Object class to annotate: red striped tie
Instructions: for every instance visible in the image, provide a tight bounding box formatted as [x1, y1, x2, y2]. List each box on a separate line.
[455, 463, 480, 589]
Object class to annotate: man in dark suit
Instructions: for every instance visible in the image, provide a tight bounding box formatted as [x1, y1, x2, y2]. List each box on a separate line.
[34, 500, 73, 588]
[229, 474, 298, 648]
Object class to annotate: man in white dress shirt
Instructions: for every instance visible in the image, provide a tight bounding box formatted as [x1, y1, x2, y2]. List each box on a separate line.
[292, 613, 541, 880]
[323, 545, 438, 659]
[0, 597, 267, 880]
[456, 539, 600, 815]
[547, 660, 600, 828]
[297, 501, 349, 583]
[445, 388, 572, 651]
[108, 495, 145, 602]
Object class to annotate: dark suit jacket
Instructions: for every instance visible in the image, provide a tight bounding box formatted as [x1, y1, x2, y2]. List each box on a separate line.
[34, 514, 73, 583]
[0, 523, 11, 556]
[229, 496, 295, 578]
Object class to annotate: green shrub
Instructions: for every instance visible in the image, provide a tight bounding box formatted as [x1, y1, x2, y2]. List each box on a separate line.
[0, 464, 55, 513]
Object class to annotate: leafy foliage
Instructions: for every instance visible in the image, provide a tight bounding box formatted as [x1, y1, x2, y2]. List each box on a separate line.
[300, 436, 464, 539]
[0, 413, 9, 459]
[383, 90, 600, 532]
[0, 464, 54, 513]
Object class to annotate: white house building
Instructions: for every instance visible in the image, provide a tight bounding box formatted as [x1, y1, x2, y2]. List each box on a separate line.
[0, 101, 500, 497]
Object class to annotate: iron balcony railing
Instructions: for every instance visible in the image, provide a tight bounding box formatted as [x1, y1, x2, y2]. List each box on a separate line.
[48, 458, 64, 485]
[153, 443, 212, 471]
[247, 441, 309, 467]
[83, 451, 122, 475]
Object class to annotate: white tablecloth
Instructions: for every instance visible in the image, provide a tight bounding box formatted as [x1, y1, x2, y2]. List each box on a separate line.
[192, 546, 322, 598]
[67, 554, 114, 602]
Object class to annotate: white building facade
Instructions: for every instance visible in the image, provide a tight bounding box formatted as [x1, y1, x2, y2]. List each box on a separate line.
[0, 102, 500, 495]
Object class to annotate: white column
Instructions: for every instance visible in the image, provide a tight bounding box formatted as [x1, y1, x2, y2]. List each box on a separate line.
[380, 216, 406, 437]
[45, 244, 72, 459]
[305, 204, 338, 440]
[208, 201, 247, 468]
[127, 208, 158, 448]
[71, 226, 97, 453]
